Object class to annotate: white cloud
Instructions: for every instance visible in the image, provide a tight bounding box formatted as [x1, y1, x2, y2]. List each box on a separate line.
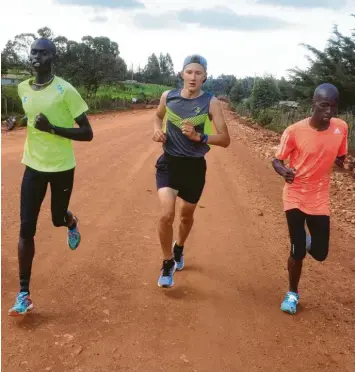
[0, 0, 353, 78]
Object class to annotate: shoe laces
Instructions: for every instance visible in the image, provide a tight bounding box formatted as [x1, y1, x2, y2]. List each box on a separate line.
[162, 260, 173, 276]
[16, 292, 29, 305]
[68, 229, 79, 240]
[286, 293, 298, 303]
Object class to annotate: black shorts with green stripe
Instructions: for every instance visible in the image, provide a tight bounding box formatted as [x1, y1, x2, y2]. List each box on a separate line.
[155, 152, 206, 204]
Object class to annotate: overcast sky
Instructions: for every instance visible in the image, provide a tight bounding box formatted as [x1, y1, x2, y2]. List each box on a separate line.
[1, 0, 354, 78]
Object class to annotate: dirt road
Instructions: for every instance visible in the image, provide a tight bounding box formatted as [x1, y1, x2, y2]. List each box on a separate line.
[2, 109, 354, 372]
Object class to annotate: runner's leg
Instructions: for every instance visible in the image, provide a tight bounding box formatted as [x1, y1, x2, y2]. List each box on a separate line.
[49, 168, 80, 249]
[9, 167, 48, 315]
[173, 200, 197, 271]
[305, 214, 330, 262]
[177, 200, 197, 247]
[158, 187, 178, 259]
[281, 208, 307, 314]
[157, 187, 178, 287]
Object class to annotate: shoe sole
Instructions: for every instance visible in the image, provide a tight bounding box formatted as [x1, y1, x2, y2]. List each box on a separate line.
[158, 262, 177, 288]
[8, 304, 34, 316]
[175, 261, 184, 271]
[280, 307, 296, 315]
[280, 303, 298, 315]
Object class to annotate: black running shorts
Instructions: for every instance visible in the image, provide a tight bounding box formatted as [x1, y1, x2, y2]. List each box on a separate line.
[155, 152, 206, 204]
[20, 166, 75, 239]
[285, 208, 330, 262]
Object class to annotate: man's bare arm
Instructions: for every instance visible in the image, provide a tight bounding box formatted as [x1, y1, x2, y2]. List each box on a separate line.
[206, 97, 230, 148]
[152, 90, 169, 143]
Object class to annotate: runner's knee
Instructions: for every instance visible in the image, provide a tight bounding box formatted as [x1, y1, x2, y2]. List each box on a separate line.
[180, 213, 194, 225]
[290, 244, 307, 261]
[310, 248, 328, 262]
[160, 211, 175, 226]
[290, 249, 307, 261]
[20, 220, 37, 239]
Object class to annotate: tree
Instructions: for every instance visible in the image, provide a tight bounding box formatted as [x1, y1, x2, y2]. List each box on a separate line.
[229, 81, 244, 104]
[158, 53, 176, 85]
[1, 33, 36, 74]
[1, 28, 128, 97]
[278, 77, 295, 101]
[73, 36, 127, 96]
[219, 75, 237, 95]
[240, 77, 255, 98]
[166, 54, 175, 76]
[37, 26, 53, 39]
[143, 53, 161, 84]
[203, 75, 237, 96]
[250, 76, 281, 111]
[289, 17, 355, 111]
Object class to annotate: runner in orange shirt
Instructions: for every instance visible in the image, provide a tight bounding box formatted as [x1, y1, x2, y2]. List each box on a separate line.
[272, 83, 348, 315]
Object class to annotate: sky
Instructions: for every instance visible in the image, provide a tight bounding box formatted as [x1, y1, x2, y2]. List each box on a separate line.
[1, 0, 354, 78]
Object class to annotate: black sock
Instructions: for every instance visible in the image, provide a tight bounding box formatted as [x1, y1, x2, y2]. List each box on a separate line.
[163, 258, 174, 266]
[174, 244, 184, 262]
[69, 220, 77, 230]
[20, 273, 30, 294]
[174, 242, 184, 251]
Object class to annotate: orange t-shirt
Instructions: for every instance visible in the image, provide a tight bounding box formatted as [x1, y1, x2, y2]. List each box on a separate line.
[275, 117, 348, 216]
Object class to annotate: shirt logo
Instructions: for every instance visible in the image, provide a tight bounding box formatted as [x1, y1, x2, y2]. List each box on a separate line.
[23, 96, 28, 103]
[56, 84, 64, 95]
[195, 106, 201, 114]
[334, 128, 341, 134]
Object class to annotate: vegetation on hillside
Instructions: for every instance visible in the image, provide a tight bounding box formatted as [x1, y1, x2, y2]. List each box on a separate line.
[1, 17, 354, 149]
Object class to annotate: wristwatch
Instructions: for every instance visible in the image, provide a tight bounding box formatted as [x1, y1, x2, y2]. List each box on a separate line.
[49, 124, 56, 135]
[200, 133, 208, 144]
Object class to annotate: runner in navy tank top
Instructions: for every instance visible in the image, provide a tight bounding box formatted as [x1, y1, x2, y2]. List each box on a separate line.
[152, 55, 231, 288]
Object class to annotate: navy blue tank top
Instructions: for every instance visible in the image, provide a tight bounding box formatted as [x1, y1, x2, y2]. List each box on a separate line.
[163, 89, 214, 158]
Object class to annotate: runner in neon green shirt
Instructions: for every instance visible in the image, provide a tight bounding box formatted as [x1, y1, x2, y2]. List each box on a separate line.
[9, 38, 93, 316]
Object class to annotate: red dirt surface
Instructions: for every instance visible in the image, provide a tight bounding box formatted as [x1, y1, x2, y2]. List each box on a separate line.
[2, 109, 354, 372]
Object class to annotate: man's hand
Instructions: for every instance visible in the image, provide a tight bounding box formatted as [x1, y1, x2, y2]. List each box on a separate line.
[283, 167, 296, 184]
[335, 155, 346, 168]
[152, 129, 166, 143]
[35, 113, 51, 132]
[272, 158, 296, 184]
[182, 121, 200, 142]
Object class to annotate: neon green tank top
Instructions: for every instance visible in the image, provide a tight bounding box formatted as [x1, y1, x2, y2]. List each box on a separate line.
[18, 76, 88, 172]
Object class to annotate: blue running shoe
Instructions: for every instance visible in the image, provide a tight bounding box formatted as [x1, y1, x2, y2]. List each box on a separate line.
[158, 259, 177, 288]
[8, 292, 33, 316]
[67, 216, 81, 250]
[173, 241, 184, 271]
[281, 291, 299, 315]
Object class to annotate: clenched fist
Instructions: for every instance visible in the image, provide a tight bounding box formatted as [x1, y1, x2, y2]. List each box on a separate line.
[152, 129, 166, 143]
[181, 121, 200, 142]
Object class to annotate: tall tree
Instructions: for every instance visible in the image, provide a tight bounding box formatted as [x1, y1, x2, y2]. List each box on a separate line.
[1, 28, 127, 96]
[229, 80, 245, 104]
[2, 33, 36, 74]
[289, 16, 355, 111]
[159, 53, 169, 85]
[250, 76, 281, 110]
[278, 77, 295, 101]
[144, 53, 161, 84]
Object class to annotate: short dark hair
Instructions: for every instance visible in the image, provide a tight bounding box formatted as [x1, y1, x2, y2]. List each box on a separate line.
[32, 38, 57, 56]
[313, 83, 339, 101]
